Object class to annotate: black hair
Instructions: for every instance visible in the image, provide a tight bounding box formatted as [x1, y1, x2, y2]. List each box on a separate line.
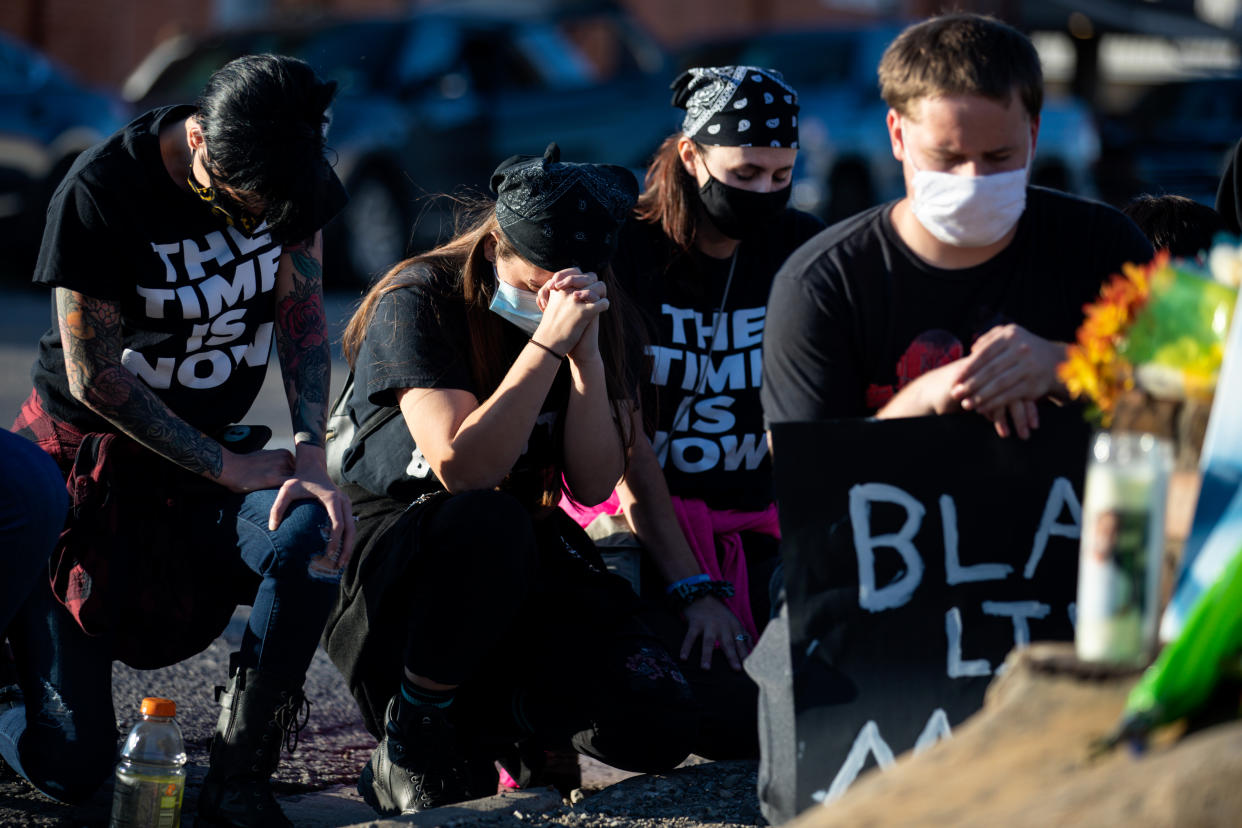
[1121, 194, 1227, 259]
[195, 53, 337, 243]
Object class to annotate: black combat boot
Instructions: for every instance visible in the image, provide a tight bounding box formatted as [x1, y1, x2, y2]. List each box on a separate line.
[357, 695, 497, 815]
[195, 656, 310, 828]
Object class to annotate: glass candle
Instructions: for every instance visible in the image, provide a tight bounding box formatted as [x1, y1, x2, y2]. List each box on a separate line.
[1076, 431, 1172, 665]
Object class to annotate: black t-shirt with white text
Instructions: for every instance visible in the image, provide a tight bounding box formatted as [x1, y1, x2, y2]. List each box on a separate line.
[341, 263, 569, 506]
[614, 208, 824, 511]
[761, 187, 1154, 425]
[31, 105, 346, 435]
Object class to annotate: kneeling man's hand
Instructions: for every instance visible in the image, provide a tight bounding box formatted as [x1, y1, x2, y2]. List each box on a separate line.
[950, 324, 1066, 439]
[877, 360, 969, 421]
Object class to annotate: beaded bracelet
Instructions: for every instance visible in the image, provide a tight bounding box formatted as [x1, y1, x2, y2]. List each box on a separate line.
[665, 573, 711, 595]
[528, 338, 565, 361]
[669, 578, 735, 609]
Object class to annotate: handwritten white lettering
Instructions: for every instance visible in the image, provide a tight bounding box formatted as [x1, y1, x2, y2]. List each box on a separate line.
[850, 483, 926, 612]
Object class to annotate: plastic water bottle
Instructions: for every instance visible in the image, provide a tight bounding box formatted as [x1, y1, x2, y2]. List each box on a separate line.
[109, 697, 186, 828]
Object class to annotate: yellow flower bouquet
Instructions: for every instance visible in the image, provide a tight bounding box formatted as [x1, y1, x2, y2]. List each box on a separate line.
[1059, 244, 1240, 426]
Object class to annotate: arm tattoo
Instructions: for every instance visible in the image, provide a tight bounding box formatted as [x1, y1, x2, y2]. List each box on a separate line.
[56, 288, 223, 477]
[275, 241, 330, 445]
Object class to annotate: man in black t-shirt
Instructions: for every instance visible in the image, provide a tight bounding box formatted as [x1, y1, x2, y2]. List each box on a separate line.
[4, 56, 351, 828]
[750, 16, 1152, 824]
[762, 15, 1153, 437]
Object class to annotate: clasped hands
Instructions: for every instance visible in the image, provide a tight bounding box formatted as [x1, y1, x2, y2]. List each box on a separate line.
[533, 268, 609, 361]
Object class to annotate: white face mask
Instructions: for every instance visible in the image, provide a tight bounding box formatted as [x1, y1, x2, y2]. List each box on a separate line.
[488, 266, 543, 335]
[907, 136, 1030, 248]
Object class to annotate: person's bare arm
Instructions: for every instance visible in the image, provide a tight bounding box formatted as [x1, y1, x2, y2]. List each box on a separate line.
[274, 233, 332, 448]
[271, 231, 354, 564]
[559, 272, 626, 505]
[398, 272, 602, 492]
[57, 287, 293, 491]
[616, 414, 749, 669]
[875, 360, 967, 421]
[397, 352, 564, 492]
[877, 327, 1054, 439]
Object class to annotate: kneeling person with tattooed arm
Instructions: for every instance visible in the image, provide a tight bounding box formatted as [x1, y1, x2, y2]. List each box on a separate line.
[4, 54, 352, 828]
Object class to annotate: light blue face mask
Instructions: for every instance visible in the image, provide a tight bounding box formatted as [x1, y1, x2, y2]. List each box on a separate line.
[488, 266, 543, 335]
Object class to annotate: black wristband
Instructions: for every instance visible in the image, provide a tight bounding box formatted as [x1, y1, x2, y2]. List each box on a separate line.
[528, 338, 565, 361]
[670, 579, 735, 609]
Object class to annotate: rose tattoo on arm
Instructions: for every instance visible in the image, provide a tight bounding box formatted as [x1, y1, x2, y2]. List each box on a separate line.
[275, 236, 330, 446]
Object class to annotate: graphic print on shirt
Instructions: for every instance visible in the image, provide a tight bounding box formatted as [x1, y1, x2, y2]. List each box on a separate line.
[406, 446, 431, 478]
[647, 302, 768, 474]
[122, 223, 281, 392]
[865, 329, 965, 410]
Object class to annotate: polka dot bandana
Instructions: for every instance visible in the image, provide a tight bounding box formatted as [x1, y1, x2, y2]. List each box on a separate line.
[672, 65, 799, 148]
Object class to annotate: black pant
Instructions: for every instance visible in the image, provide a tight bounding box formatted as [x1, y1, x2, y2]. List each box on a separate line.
[325, 488, 696, 774]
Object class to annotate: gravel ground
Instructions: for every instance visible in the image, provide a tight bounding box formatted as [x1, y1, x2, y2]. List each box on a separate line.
[0, 754, 766, 828]
[438, 758, 767, 828]
[3, 640, 767, 828]
[1, 604, 769, 828]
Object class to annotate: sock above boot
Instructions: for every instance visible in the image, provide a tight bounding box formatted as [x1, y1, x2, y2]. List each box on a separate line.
[397, 678, 455, 716]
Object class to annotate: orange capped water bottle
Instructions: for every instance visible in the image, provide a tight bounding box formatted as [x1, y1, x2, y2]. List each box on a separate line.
[109, 697, 186, 827]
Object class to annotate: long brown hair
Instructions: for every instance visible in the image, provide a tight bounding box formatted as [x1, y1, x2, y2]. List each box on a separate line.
[341, 199, 639, 505]
[634, 133, 705, 252]
[342, 201, 504, 390]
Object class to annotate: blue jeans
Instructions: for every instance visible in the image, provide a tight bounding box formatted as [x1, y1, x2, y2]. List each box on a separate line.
[0, 429, 67, 634]
[6, 487, 339, 804]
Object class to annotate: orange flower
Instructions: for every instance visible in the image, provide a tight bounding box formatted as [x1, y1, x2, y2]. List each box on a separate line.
[1079, 301, 1128, 345]
[1059, 253, 1162, 425]
[1058, 345, 1098, 399]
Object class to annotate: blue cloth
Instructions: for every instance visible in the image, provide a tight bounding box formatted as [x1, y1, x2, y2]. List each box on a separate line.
[0, 429, 67, 633]
[5, 487, 337, 805]
[235, 488, 341, 677]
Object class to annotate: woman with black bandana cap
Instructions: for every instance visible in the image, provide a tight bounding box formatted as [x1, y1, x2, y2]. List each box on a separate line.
[561, 66, 825, 759]
[321, 144, 694, 816]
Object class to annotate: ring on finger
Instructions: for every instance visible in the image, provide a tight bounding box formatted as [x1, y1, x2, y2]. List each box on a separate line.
[735, 633, 749, 642]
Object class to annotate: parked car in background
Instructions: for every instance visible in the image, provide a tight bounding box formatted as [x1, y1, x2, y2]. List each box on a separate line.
[122, 0, 678, 286]
[676, 25, 1101, 224]
[1095, 75, 1242, 208]
[0, 31, 127, 272]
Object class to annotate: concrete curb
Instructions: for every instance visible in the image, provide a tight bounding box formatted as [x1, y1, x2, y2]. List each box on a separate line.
[278, 784, 565, 827]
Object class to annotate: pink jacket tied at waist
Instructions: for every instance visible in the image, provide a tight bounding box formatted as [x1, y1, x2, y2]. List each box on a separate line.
[560, 491, 780, 640]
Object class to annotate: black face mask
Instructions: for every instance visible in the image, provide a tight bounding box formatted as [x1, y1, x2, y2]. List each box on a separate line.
[697, 174, 791, 240]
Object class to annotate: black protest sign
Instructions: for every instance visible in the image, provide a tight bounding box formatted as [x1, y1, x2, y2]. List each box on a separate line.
[771, 406, 1090, 813]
